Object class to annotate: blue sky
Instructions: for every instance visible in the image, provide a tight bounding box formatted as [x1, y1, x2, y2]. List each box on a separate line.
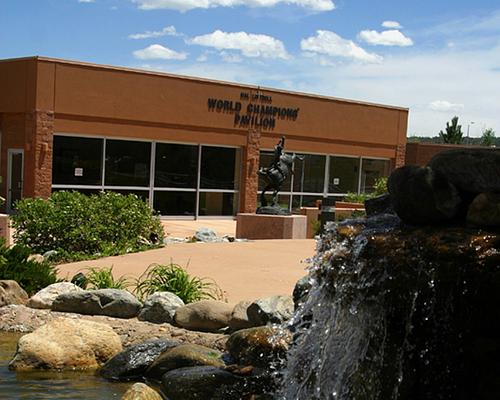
[1, 0, 499, 137]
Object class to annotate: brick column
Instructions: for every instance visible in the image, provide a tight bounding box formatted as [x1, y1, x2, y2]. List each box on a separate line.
[24, 110, 54, 199]
[239, 129, 261, 213]
[393, 143, 407, 169]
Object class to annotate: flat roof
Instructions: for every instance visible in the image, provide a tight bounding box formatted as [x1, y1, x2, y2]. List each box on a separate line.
[1, 56, 409, 113]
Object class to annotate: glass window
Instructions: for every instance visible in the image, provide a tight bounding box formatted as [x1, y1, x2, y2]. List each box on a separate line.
[198, 192, 236, 216]
[52, 136, 103, 185]
[105, 140, 151, 187]
[258, 193, 291, 210]
[153, 191, 196, 216]
[200, 146, 240, 190]
[258, 151, 291, 192]
[293, 154, 326, 194]
[155, 143, 198, 188]
[360, 159, 391, 193]
[328, 156, 360, 194]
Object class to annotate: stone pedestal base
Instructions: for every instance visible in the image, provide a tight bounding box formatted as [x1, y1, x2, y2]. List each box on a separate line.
[236, 213, 307, 240]
[300, 207, 320, 238]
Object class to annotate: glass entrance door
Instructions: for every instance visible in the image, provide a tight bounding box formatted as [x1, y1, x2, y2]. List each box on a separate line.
[7, 149, 23, 213]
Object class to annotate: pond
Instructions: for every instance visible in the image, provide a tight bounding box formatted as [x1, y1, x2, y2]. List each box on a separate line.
[0, 332, 131, 399]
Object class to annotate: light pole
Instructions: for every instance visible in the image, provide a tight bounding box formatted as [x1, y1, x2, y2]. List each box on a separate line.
[467, 121, 475, 145]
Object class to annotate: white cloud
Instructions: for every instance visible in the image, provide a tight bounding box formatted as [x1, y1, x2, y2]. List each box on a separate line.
[220, 51, 243, 63]
[382, 21, 402, 29]
[429, 100, 464, 112]
[190, 30, 289, 59]
[301, 30, 383, 63]
[132, 0, 335, 12]
[358, 29, 413, 46]
[129, 26, 180, 39]
[133, 44, 188, 60]
[78, 0, 95, 3]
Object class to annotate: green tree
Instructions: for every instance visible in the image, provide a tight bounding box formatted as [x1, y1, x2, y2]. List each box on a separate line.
[439, 116, 463, 144]
[481, 128, 496, 147]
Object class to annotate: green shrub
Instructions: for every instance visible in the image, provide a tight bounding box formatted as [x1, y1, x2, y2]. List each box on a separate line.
[83, 266, 131, 290]
[11, 191, 165, 262]
[343, 177, 389, 204]
[0, 239, 58, 295]
[135, 262, 223, 304]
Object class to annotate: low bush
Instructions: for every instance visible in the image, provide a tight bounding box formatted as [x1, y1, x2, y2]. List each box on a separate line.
[83, 266, 131, 290]
[343, 177, 388, 204]
[0, 239, 58, 295]
[135, 262, 223, 303]
[11, 191, 165, 262]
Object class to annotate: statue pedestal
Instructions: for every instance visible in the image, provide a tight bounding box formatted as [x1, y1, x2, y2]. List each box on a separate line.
[236, 213, 307, 240]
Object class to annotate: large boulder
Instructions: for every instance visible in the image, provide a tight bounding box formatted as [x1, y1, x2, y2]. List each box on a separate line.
[247, 295, 294, 326]
[51, 289, 142, 318]
[146, 343, 224, 379]
[194, 227, 218, 242]
[0, 280, 28, 307]
[100, 339, 179, 381]
[466, 192, 500, 228]
[175, 300, 233, 332]
[27, 282, 83, 309]
[388, 165, 462, 225]
[9, 318, 122, 371]
[228, 300, 253, 331]
[121, 383, 163, 400]
[428, 148, 500, 194]
[137, 292, 184, 324]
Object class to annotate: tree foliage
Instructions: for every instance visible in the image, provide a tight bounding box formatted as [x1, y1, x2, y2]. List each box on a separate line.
[439, 116, 463, 144]
[481, 128, 496, 147]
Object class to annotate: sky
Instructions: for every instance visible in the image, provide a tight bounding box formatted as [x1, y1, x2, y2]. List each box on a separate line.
[1, 0, 499, 137]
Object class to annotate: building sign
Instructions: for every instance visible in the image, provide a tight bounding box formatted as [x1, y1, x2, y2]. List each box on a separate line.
[207, 92, 300, 131]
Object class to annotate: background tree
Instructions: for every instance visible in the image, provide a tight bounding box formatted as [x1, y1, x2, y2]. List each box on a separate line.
[439, 116, 463, 144]
[481, 128, 496, 147]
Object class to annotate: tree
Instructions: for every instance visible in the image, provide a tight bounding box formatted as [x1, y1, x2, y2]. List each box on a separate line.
[481, 128, 496, 147]
[439, 116, 463, 144]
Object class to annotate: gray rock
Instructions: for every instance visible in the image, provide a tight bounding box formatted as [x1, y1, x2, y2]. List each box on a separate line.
[161, 366, 242, 400]
[228, 300, 253, 331]
[428, 148, 500, 194]
[467, 192, 500, 228]
[194, 227, 218, 242]
[100, 338, 178, 381]
[175, 300, 233, 332]
[388, 165, 462, 225]
[137, 292, 185, 324]
[52, 289, 142, 318]
[293, 276, 313, 310]
[247, 295, 294, 326]
[0, 280, 28, 307]
[27, 282, 83, 309]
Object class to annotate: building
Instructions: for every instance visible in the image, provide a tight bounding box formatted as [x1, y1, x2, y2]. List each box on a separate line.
[0, 56, 408, 217]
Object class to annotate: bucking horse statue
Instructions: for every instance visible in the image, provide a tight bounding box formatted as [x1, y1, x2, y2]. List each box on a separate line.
[257, 137, 303, 215]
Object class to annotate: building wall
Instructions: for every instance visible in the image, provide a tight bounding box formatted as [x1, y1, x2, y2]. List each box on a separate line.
[405, 142, 481, 166]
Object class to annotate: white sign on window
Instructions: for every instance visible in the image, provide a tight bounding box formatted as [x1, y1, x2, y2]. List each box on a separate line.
[333, 178, 340, 185]
[74, 168, 83, 177]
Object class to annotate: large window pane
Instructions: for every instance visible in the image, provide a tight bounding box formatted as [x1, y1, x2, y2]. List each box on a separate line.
[328, 156, 360, 194]
[258, 151, 291, 191]
[292, 195, 322, 212]
[153, 191, 196, 216]
[52, 136, 103, 185]
[155, 143, 198, 188]
[105, 140, 151, 187]
[200, 147, 240, 190]
[293, 154, 325, 194]
[360, 159, 391, 193]
[198, 192, 236, 216]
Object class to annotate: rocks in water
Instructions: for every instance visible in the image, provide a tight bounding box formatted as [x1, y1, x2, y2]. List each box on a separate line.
[27, 282, 83, 309]
[146, 343, 224, 379]
[161, 366, 242, 400]
[174, 300, 233, 332]
[364, 193, 394, 216]
[226, 326, 291, 368]
[51, 289, 142, 318]
[247, 295, 294, 326]
[137, 292, 185, 324]
[466, 192, 500, 227]
[292, 276, 312, 310]
[0, 280, 28, 307]
[194, 227, 218, 242]
[100, 339, 178, 381]
[9, 318, 122, 371]
[228, 300, 253, 331]
[121, 383, 163, 400]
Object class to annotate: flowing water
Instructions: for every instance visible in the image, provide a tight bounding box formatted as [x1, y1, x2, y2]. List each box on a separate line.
[0, 332, 131, 399]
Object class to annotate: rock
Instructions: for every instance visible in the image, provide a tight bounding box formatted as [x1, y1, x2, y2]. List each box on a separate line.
[194, 227, 218, 242]
[226, 326, 292, 368]
[0, 280, 28, 307]
[138, 292, 185, 324]
[161, 366, 242, 400]
[27, 282, 83, 309]
[52, 289, 142, 318]
[292, 276, 313, 310]
[428, 148, 500, 194]
[100, 339, 178, 381]
[247, 295, 294, 326]
[388, 165, 462, 225]
[365, 193, 394, 216]
[121, 383, 163, 400]
[9, 318, 122, 371]
[466, 192, 500, 228]
[229, 300, 253, 331]
[175, 300, 233, 332]
[27, 254, 45, 263]
[146, 343, 224, 379]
